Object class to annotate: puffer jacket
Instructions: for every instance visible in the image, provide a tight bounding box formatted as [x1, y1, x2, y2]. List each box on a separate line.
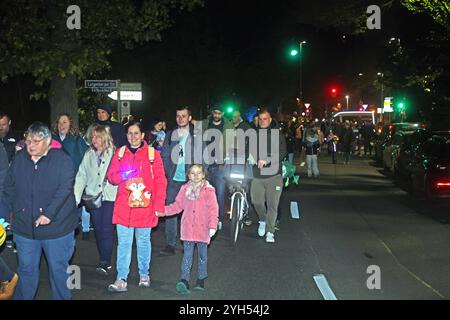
[106, 144, 167, 228]
[164, 181, 218, 244]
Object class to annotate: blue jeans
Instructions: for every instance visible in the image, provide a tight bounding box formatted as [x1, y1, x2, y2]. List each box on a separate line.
[306, 154, 319, 177]
[181, 241, 208, 281]
[164, 180, 184, 247]
[14, 232, 75, 300]
[207, 165, 225, 220]
[116, 224, 152, 281]
[91, 201, 114, 265]
[81, 206, 91, 233]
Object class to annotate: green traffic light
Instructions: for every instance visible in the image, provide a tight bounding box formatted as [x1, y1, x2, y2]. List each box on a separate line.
[290, 49, 298, 56]
[398, 102, 405, 109]
[227, 106, 234, 113]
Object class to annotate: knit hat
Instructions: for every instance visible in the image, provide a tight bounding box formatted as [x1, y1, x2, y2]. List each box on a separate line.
[96, 104, 112, 115]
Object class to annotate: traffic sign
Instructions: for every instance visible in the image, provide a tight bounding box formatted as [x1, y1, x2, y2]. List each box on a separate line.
[107, 91, 142, 101]
[383, 97, 393, 113]
[85, 80, 118, 89]
[119, 82, 142, 91]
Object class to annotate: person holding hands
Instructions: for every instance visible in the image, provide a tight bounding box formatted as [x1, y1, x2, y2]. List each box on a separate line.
[156, 164, 218, 295]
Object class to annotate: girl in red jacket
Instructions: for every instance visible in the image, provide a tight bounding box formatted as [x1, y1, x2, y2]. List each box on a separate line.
[106, 122, 167, 293]
[156, 164, 218, 294]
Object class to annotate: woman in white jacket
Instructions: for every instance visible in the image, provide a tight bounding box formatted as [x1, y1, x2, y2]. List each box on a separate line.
[74, 124, 118, 276]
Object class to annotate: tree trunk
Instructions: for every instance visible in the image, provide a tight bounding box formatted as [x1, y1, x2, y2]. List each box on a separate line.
[49, 74, 79, 129]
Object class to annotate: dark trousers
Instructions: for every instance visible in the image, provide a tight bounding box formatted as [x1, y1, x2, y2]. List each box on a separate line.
[164, 180, 185, 247]
[364, 141, 372, 155]
[0, 255, 14, 282]
[91, 201, 114, 265]
[181, 241, 208, 281]
[14, 232, 75, 300]
[331, 151, 337, 164]
[207, 165, 226, 220]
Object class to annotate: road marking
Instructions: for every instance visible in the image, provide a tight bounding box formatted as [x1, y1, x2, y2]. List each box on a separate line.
[313, 274, 337, 300]
[290, 201, 300, 219]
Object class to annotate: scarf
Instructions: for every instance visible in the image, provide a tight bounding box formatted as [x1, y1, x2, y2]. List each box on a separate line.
[185, 180, 211, 201]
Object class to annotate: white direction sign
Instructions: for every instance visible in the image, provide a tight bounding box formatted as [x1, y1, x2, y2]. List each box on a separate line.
[108, 91, 142, 101]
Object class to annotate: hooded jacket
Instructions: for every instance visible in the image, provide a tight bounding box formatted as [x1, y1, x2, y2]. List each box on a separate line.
[164, 181, 218, 244]
[106, 143, 167, 228]
[303, 133, 320, 155]
[2, 148, 79, 240]
[52, 132, 88, 173]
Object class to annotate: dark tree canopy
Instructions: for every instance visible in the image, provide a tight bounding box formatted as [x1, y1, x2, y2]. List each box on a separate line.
[0, 0, 204, 126]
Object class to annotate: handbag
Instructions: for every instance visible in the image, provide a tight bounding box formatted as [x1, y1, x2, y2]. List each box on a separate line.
[81, 190, 103, 211]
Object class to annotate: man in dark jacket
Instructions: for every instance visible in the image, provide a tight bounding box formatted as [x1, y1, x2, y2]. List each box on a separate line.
[159, 106, 203, 255]
[250, 108, 287, 244]
[201, 106, 234, 229]
[2, 122, 78, 300]
[95, 104, 127, 148]
[302, 126, 321, 177]
[0, 111, 21, 163]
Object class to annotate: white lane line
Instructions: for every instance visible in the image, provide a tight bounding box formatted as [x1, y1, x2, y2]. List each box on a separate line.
[313, 274, 338, 300]
[290, 201, 300, 219]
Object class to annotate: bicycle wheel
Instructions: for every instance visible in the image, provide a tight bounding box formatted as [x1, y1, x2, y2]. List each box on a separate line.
[230, 193, 243, 245]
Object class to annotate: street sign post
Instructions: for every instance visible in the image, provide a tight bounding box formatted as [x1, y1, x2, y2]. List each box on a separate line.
[121, 101, 131, 117]
[85, 80, 118, 89]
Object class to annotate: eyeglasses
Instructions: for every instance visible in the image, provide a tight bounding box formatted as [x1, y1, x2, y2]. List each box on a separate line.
[25, 138, 44, 145]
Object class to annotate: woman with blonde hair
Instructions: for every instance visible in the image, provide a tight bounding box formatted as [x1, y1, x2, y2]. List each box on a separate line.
[74, 124, 118, 275]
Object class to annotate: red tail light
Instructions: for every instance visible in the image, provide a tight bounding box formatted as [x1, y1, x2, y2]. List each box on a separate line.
[436, 182, 450, 188]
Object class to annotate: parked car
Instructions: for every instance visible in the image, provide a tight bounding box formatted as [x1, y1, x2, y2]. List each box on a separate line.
[396, 129, 445, 178]
[383, 131, 411, 174]
[409, 134, 450, 198]
[374, 122, 423, 164]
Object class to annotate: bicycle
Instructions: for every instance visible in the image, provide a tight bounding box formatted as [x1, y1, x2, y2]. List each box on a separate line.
[224, 158, 253, 245]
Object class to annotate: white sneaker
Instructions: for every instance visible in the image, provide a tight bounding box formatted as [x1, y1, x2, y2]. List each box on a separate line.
[108, 279, 128, 292]
[265, 232, 275, 243]
[258, 221, 266, 237]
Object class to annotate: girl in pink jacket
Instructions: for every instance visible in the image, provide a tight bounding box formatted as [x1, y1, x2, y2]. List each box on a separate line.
[156, 164, 218, 294]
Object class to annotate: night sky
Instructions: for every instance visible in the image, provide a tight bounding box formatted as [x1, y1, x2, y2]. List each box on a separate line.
[0, 0, 442, 131]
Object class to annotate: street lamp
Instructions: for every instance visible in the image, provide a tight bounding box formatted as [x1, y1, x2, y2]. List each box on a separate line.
[299, 41, 306, 100]
[345, 95, 349, 111]
[377, 72, 384, 122]
[291, 41, 307, 100]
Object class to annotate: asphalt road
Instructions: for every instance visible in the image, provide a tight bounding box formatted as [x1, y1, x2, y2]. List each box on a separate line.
[2, 152, 450, 300]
